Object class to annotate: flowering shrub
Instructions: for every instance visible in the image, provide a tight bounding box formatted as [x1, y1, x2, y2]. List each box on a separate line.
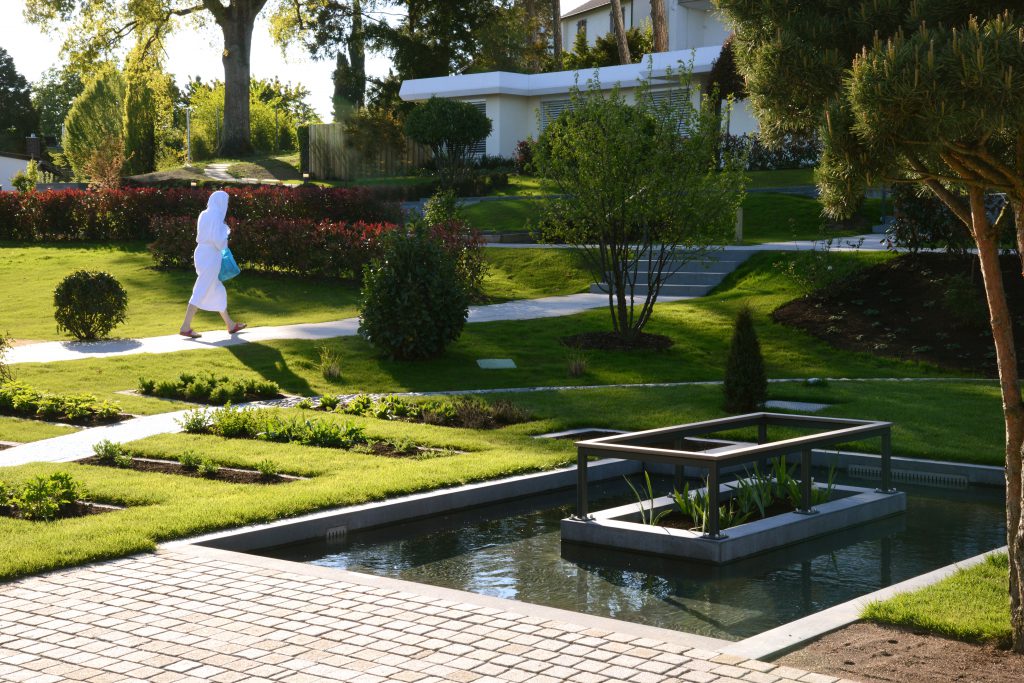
[0, 185, 400, 242]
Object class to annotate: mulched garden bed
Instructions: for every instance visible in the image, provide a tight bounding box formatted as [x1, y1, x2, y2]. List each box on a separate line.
[772, 253, 1024, 375]
[0, 501, 121, 520]
[79, 456, 301, 485]
[561, 331, 674, 351]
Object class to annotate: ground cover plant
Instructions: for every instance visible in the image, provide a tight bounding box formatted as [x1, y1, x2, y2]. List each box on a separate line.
[137, 372, 280, 405]
[0, 381, 124, 425]
[318, 393, 532, 430]
[863, 553, 1012, 648]
[84, 439, 289, 484]
[0, 242, 587, 342]
[0, 472, 99, 522]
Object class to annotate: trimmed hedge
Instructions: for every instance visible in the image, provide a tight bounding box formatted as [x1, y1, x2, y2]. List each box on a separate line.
[149, 215, 397, 278]
[0, 185, 401, 242]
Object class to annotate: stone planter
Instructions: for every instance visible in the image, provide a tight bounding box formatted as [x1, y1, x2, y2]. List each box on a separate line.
[561, 482, 907, 564]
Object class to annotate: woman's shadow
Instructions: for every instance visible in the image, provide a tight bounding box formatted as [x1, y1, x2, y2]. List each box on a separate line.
[225, 340, 314, 396]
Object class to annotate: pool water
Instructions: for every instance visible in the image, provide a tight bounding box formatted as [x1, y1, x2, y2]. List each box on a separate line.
[258, 474, 1005, 641]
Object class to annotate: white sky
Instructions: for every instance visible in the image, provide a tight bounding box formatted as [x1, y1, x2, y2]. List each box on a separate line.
[0, 1, 590, 122]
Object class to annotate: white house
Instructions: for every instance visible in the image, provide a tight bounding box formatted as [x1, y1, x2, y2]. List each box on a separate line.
[561, 0, 729, 53]
[0, 152, 31, 191]
[398, 2, 756, 159]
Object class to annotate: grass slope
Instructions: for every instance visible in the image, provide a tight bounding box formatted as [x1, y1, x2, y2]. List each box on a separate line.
[862, 553, 1011, 647]
[0, 416, 79, 444]
[463, 199, 543, 233]
[0, 243, 589, 342]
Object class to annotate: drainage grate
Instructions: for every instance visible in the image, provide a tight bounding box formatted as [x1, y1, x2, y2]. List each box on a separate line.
[325, 525, 348, 542]
[847, 465, 968, 489]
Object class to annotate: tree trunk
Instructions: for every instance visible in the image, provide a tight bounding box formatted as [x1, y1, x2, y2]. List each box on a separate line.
[651, 0, 669, 52]
[551, 0, 562, 68]
[609, 0, 631, 64]
[968, 188, 1024, 651]
[213, 1, 268, 157]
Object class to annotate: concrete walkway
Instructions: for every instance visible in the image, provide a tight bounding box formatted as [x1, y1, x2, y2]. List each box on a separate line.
[0, 543, 849, 683]
[5, 293, 658, 366]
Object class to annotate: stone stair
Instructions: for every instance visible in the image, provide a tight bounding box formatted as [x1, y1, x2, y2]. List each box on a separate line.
[588, 250, 753, 298]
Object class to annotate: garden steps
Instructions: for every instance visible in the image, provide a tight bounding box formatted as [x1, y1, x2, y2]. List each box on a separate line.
[588, 251, 753, 298]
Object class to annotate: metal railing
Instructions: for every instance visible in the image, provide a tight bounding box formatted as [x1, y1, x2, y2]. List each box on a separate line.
[574, 412, 895, 539]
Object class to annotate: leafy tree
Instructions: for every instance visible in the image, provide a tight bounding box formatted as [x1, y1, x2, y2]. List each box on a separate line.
[404, 97, 492, 186]
[122, 38, 160, 175]
[62, 65, 125, 181]
[714, 0, 1024, 649]
[534, 72, 745, 340]
[269, 0, 374, 120]
[0, 48, 39, 153]
[31, 67, 84, 139]
[25, 0, 273, 156]
[563, 26, 652, 70]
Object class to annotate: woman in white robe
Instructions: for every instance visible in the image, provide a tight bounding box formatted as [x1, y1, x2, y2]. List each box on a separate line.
[179, 190, 246, 338]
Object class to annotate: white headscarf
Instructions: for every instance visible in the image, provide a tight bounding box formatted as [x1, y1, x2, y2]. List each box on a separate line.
[196, 190, 230, 248]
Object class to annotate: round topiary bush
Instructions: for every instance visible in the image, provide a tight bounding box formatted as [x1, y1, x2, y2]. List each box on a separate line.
[358, 225, 469, 360]
[53, 270, 129, 341]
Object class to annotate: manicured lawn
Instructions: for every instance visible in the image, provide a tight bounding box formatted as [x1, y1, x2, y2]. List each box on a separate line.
[10, 252, 958, 418]
[862, 553, 1011, 647]
[0, 408, 575, 580]
[488, 175, 557, 197]
[0, 416, 79, 444]
[745, 168, 815, 188]
[463, 198, 543, 233]
[482, 248, 591, 301]
[0, 243, 589, 342]
[741, 193, 879, 244]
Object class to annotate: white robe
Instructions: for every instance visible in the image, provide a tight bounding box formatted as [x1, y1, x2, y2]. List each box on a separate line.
[189, 191, 231, 312]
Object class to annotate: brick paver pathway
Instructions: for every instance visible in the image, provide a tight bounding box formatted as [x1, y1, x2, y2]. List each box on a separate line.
[0, 545, 857, 683]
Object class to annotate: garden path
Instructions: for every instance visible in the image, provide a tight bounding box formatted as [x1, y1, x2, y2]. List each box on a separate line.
[0, 543, 842, 683]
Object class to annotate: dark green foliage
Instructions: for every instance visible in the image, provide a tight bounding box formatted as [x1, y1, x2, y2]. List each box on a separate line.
[62, 65, 125, 182]
[122, 51, 158, 175]
[297, 124, 310, 174]
[404, 97, 492, 186]
[0, 381, 122, 424]
[32, 66, 84, 139]
[53, 270, 128, 341]
[329, 393, 531, 429]
[885, 185, 976, 255]
[0, 333, 11, 384]
[0, 47, 39, 153]
[723, 307, 767, 413]
[136, 372, 279, 405]
[563, 27, 652, 70]
[4, 473, 81, 522]
[358, 226, 469, 360]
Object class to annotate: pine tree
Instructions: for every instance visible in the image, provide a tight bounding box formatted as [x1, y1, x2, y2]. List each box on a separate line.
[722, 306, 766, 413]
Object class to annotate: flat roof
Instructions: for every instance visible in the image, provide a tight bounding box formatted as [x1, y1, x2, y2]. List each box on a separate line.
[399, 47, 721, 102]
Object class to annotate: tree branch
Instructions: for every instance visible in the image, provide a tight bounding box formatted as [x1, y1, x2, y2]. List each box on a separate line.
[907, 154, 972, 226]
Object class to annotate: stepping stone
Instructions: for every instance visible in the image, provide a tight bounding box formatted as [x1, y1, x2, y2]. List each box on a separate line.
[765, 400, 831, 413]
[476, 358, 516, 369]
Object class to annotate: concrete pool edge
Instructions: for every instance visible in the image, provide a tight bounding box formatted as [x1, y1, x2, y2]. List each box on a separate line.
[166, 453, 1005, 662]
[718, 545, 1008, 661]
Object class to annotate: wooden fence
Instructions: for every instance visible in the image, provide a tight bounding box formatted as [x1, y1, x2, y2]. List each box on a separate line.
[308, 123, 432, 180]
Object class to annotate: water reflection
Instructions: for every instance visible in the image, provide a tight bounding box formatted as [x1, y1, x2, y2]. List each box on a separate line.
[259, 476, 1005, 641]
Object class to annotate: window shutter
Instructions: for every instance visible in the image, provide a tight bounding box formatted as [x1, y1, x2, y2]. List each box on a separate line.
[467, 100, 487, 158]
[541, 99, 572, 131]
[650, 88, 693, 134]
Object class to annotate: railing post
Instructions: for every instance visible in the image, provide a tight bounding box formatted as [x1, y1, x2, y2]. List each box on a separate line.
[879, 428, 895, 493]
[799, 448, 815, 514]
[705, 464, 722, 539]
[758, 417, 769, 472]
[576, 450, 589, 520]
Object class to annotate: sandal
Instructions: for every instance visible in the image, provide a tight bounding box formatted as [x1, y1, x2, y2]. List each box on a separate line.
[228, 323, 247, 334]
[179, 329, 202, 339]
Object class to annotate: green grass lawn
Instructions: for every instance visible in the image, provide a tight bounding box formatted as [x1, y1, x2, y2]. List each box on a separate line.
[745, 168, 816, 188]
[740, 194, 882, 244]
[0, 408, 576, 580]
[463, 199, 543, 233]
[862, 553, 1011, 647]
[0, 416, 79, 444]
[0, 243, 589, 342]
[482, 248, 591, 301]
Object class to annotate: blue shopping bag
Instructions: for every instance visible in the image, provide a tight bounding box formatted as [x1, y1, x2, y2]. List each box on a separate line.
[219, 248, 241, 281]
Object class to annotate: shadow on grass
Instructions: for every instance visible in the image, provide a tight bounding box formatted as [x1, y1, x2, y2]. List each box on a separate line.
[226, 341, 314, 396]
